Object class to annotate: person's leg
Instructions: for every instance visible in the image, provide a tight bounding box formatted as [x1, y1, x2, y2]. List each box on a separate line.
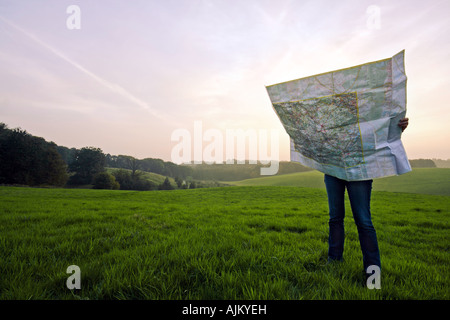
[324, 174, 346, 262]
[346, 179, 381, 271]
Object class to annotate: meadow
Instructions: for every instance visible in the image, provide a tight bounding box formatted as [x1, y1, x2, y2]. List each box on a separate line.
[0, 178, 448, 300]
[229, 168, 450, 196]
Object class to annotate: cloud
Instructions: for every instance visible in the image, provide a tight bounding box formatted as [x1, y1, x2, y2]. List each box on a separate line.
[0, 15, 176, 124]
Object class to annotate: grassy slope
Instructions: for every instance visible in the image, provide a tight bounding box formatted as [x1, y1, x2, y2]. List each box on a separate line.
[0, 186, 448, 300]
[106, 167, 175, 186]
[228, 168, 450, 196]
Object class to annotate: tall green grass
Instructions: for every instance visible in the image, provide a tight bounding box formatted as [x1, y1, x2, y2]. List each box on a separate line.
[0, 187, 450, 299]
[0, 186, 448, 300]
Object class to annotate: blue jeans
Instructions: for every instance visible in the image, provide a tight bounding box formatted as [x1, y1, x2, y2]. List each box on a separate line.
[324, 174, 381, 270]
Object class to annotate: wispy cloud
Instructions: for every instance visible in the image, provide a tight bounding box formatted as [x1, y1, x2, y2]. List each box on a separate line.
[0, 15, 172, 123]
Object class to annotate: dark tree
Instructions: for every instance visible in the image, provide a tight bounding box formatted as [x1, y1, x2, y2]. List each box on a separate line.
[68, 147, 106, 185]
[56, 145, 78, 166]
[159, 177, 174, 190]
[174, 176, 183, 188]
[0, 123, 68, 186]
[93, 172, 120, 190]
[111, 169, 156, 191]
[121, 155, 140, 178]
[44, 143, 70, 186]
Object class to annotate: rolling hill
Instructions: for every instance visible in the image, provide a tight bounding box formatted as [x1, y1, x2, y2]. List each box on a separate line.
[227, 168, 450, 196]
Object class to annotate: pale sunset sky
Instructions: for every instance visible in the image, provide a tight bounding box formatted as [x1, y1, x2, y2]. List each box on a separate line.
[1, 0, 449, 162]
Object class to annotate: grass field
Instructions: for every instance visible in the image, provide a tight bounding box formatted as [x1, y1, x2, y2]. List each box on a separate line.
[0, 184, 448, 300]
[228, 168, 450, 196]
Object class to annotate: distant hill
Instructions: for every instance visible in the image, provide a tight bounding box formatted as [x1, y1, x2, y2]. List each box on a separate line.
[229, 168, 450, 196]
[105, 167, 174, 186]
[185, 161, 312, 181]
[409, 159, 436, 168]
[432, 159, 450, 168]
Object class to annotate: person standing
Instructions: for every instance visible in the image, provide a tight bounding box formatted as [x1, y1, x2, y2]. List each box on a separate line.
[325, 118, 409, 275]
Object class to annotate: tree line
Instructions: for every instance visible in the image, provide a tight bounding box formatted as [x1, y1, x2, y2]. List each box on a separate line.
[4, 122, 442, 190]
[0, 123, 185, 190]
[0, 122, 314, 190]
[0, 123, 234, 190]
[409, 159, 437, 168]
[56, 146, 193, 190]
[186, 161, 312, 181]
[105, 154, 193, 179]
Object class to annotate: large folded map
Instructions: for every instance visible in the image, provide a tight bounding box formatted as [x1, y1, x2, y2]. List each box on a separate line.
[266, 50, 411, 181]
